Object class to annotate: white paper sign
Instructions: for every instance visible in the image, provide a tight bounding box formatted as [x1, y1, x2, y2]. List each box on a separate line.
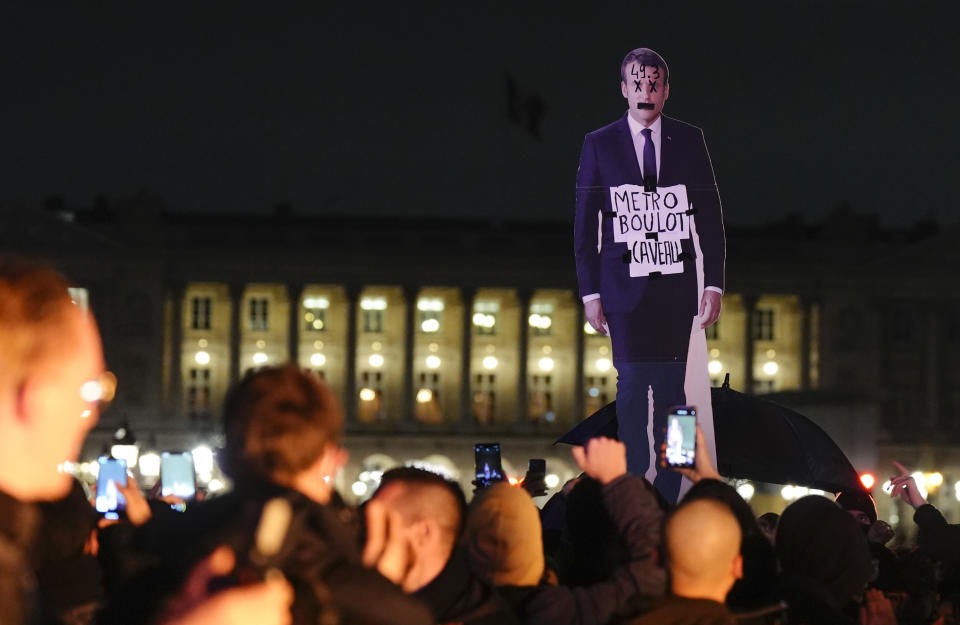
[609, 183, 691, 277]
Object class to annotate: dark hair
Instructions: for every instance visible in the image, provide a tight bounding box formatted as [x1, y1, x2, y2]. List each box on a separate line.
[221, 364, 342, 484]
[376, 467, 467, 538]
[835, 489, 878, 525]
[620, 48, 670, 85]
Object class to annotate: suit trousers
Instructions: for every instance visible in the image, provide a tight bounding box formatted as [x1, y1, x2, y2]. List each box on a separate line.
[615, 360, 686, 504]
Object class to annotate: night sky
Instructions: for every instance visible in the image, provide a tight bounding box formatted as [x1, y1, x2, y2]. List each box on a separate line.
[2, 2, 958, 226]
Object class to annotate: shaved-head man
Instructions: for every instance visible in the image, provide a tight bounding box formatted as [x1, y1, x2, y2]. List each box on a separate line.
[631, 499, 741, 624]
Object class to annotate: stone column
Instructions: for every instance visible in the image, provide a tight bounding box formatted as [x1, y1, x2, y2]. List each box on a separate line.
[287, 283, 303, 365]
[402, 286, 418, 426]
[800, 296, 812, 392]
[460, 287, 476, 426]
[742, 294, 758, 393]
[229, 283, 244, 384]
[516, 290, 532, 425]
[167, 281, 185, 418]
[344, 285, 360, 426]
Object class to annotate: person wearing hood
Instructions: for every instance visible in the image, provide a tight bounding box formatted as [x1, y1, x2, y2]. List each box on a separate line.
[464, 437, 665, 625]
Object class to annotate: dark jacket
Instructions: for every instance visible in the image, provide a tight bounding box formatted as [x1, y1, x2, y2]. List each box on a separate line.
[497, 475, 665, 625]
[0, 490, 39, 625]
[915, 503, 960, 563]
[415, 547, 517, 625]
[625, 596, 736, 625]
[35, 554, 103, 625]
[101, 483, 432, 625]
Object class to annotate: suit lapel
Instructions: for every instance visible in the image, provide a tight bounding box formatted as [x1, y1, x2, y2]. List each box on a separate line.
[613, 114, 643, 183]
[658, 115, 675, 186]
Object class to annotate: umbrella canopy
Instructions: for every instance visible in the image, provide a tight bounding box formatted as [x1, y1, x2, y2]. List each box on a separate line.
[556, 380, 864, 494]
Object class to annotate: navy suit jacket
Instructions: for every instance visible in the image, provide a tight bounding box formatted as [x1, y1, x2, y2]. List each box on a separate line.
[573, 114, 726, 360]
[574, 114, 725, 315]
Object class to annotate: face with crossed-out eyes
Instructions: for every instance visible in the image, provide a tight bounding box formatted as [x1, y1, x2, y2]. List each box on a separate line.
[621, 61, 670, 126]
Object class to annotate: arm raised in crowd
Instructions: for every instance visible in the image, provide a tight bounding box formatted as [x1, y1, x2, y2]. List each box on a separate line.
[527, 437, 666, 625]
[890, 461, 960, 563]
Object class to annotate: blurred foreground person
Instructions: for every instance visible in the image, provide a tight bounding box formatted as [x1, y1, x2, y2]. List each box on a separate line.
[104, 364, 432, 625]
[0, 257, 292, 625]
[776, 495, 895, 625]
[628, 499, 742, 625]
[464, 437, 665, 625]
[369, 467, 516, 625]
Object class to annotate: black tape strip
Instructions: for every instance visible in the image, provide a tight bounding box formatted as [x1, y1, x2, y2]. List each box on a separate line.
[649, 271, 662, 279]
[677, 252, 692, 262]
[636, 102, 655, 110]
[643, 176, 657, 193]
[684, 207, 697, 216]
[621, 252, 632, 264]
[602, 210, 616, 218]
[645, 232, 658, 240]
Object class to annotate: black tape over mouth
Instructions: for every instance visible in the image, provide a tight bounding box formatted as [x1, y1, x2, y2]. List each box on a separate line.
[636, 102, 655, 110]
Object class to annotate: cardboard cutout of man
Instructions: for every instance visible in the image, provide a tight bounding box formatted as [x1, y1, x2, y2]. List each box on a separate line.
[574, 48, 725, 503]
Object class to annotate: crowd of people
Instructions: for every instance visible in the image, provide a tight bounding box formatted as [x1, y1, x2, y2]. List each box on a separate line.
[2, 256, 959, 625]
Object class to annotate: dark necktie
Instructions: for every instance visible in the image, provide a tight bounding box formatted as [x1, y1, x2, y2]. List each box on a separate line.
[641, 128, 657, 191]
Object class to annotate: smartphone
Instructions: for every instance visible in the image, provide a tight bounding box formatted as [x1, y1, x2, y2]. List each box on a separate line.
[474, 443, 505, 488]
[663, 406, 697, 469]
[161, 452, 196, 501]
[524, 459, 547, 496]
[95, 457, 127, 518]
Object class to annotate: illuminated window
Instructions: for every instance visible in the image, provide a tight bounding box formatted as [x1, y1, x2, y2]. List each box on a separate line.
[584, 375, 609, 418]
[249, 298, 269, 331]
[305, 308, 327, 332]
[473, 301, 498, 336]
[529, 374, 554, 422]
[473, 373, 496, 424]
[753, 379, 776, 394]
[529, 302, 554, 337]
[191, 297, 212, 330]
[187, 368, 211, 420]
[753, 308, 775, 341]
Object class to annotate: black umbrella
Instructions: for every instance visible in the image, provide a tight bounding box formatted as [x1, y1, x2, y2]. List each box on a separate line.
[556, 377, 864, 493]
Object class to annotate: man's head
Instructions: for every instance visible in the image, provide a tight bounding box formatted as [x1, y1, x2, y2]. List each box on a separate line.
[464, 481, 544, 587]
[221, 364, 344, 501]
[620, 47, 670, 127]
[0, 258, 105, 501]
[666, 499, 743, 602]
[835, 489, 878, 528]
[370, 467, 467, 592]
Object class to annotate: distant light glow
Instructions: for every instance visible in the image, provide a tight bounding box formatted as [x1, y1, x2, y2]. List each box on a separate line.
[192, 446, 214, 477]
[538, 357, 554, 372]
[736, 482, 755, 501]
[359, 388, 376, 402]
[312, 319, 324, 330]
[860, 473, 876, 490]
[955, 481, 960, 502]
[303, 297, 330, 309]
[80, 380, 104, 403]
[583, 322, 597, 335]
[762, 361, 779, 376]
[310, 353, 326, 367]
[208, 478, 225, 493]
[420, 318, 440, 333]
[545, 473, 560, 489]
[417, 298, 444, 312]
[482, 356, 498, 370]
[925, 472, 944, 489]
[360, 297, 387, 311]
[528, 314, 552, 329]
[473, 313, 496, 328]
[708, 360, 723, 375]
[416, 389, 433, 403]
[588, 387, 600, 397]
[368, 354, 384, 368]
[352, 481, 369, 497]
[595, 357, 612, 372]
[195, 351, 211, 365]
[252, 352, 268, 364]
[912, 472, 929, 499]
[138, 453, 161, 478]
[425, 355, 441, 369]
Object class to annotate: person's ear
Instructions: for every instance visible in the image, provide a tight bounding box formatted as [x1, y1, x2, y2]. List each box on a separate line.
[621, 80, 629, 99]
[732, 553, 743, 580]
[663, 82, 670, 103]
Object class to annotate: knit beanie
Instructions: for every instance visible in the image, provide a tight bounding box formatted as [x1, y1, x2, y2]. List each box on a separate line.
[464, 482, 545, 586]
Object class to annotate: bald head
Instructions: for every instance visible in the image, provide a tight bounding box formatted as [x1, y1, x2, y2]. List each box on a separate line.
[667, 499, 743, 602]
